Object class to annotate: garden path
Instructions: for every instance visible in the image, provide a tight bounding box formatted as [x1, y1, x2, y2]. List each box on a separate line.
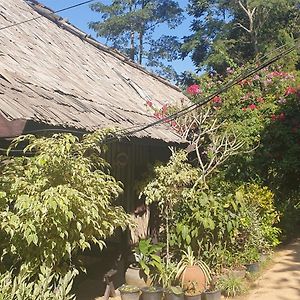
[241, 237, 300, 300]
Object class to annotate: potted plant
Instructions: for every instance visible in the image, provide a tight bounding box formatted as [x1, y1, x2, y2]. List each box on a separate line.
[242, 247, 260, 273]
[125, 239, 164, 287]
[165, 286, 184, 300]
[141, 286, 164, 300]
[176, 247, 211, 294]
[183, 281, 202, 300]
[201, 278, 221, 300]
[156, 261, 184, 300]
[217, 274, 247, 297]
[119, 285, 141, 300]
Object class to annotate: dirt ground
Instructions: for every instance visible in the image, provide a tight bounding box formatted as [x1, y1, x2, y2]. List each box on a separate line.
[235, 237, 300, 300]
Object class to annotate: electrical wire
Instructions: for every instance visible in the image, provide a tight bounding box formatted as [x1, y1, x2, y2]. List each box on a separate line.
[1, 38, 298, 149]
[0, 0, 96, 31]
[0, 0, 299, 146]
[113, 39, 300, 141]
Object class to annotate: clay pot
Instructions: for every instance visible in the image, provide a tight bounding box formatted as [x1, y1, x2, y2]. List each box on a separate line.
[184, 294, 202, 300]
[181, 266, 207, 293]
[125, 264, 148, 287]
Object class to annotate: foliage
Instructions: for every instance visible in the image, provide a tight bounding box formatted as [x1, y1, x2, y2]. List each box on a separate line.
[0, 131, 131, 273]
[0, 266, 76, 300]
[141, 150, 198, 264]
[236, 184, 281, 248]
[217, 274, 247, 297]
[170, 182, 280, 270]
[183, 0, 300, 72]
[133, 239, 164, 279]
[89, 0, 183, 80]
[119, 285, 140, 293]
[176, 247, 211, 285]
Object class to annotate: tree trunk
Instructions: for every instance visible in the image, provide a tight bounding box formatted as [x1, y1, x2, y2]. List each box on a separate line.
[130, 30, 135, 61]
[138, 30, 143, 64]
[129, 0, 135, 61]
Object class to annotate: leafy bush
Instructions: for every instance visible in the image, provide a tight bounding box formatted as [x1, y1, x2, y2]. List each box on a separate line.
[0, 266, 76, 300]
[171, 183, 280, 269]
[217, 274, 247, 297]
[0, 131, 131, 272]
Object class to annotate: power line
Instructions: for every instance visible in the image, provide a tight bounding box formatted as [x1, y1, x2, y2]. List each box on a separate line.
[2, 39, 298, 146]
[114, 39, 300, 141]
[0, 0, 96, 31]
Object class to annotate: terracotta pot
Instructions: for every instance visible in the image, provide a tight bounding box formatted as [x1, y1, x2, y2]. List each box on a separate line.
[181, 266, 206, 293]
[184, 294, 202, 300]
[125, 264, 149, 287]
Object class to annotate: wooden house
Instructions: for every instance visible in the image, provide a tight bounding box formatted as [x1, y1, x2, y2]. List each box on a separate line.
[0, 1, 188, 296]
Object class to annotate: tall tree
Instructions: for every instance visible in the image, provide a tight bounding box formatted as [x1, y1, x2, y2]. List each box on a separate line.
[182, 0, 300, 73]
[89, 0, 183, 79]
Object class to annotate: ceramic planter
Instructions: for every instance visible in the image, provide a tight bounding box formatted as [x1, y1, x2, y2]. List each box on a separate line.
[141, 287, 164, 300]
[245, 262, 260, 273]
[119, 286, 141, 300]
[125, 264, 148, 287]
[201, 290, 221, 300]
[165, 290, 184, 300]
[181, 265, 206, 293]
[184, 294, 202, 300]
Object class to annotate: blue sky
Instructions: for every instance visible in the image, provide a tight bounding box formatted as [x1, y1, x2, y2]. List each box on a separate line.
[39, 0, 195, 74]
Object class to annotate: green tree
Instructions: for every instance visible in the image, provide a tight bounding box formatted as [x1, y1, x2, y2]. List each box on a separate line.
[0, 131, 130, 273]
[182, 0, 300, 73]
[89, 0, 183, 79]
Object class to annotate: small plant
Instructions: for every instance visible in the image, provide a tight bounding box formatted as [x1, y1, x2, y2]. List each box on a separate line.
[217, 274, 247, 297]
[0, 265, 77, 300]
[119, 285, 140, 293]
[166, 286, 184, 295]
[134, 239, 164, 279]
[184, 281, 202, 296]
[156, 261, 178, 288]
[176, 247, 211, 283]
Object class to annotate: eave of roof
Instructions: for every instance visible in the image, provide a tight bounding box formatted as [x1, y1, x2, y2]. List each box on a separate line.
[0, 0, 188, 143]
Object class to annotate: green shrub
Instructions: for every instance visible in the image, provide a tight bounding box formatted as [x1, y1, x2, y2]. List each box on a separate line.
[217, 274, 247, 297]
[0, 266, 76, 300]
[0, 131, 131, 272]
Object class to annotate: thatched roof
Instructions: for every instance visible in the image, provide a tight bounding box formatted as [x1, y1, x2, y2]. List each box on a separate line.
[0, 0, 188, 143]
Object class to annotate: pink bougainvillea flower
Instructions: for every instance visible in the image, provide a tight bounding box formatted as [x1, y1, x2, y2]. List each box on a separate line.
[278, 112, 286, 121]
[277, 97, 286, 105]
[212, 95, 222, 103]
[161, 104, 168, 114]
[146, 99, 153, 107]
[271, 114, 277, 121]
[257, 97, 264, 103]
[248, 104, 257, 110]
[239, 79, 252, 86]
[187, 84, 201, 96]
[226, 67, 234, 74]
[242, 107, 247, 112]
[154, 111, 161, 119]
[285, 86, 297, 96]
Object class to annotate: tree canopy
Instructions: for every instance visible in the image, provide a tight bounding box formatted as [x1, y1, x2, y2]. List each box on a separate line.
[182, 0, 300, 73]
[89, 0, 183, 79]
